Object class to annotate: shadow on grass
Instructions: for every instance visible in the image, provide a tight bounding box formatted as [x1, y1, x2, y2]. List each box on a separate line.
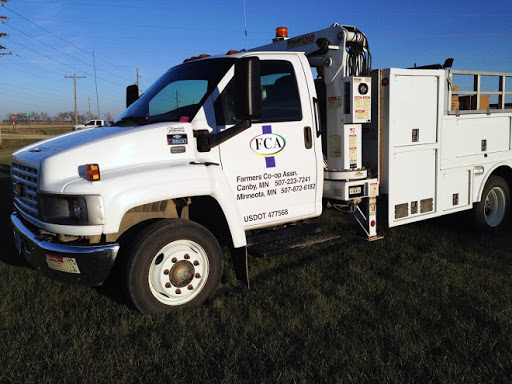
[416, 210, 512, 251]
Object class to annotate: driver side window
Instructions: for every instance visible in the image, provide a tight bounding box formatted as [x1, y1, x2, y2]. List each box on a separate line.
[214, 60, 302, 126]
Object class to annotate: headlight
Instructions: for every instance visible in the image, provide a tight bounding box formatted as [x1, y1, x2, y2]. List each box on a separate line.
[39, 194, 104, 225]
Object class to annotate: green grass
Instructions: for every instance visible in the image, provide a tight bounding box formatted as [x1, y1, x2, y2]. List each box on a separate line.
[1, 140, 512, 383]
[0, 139, 42, 167]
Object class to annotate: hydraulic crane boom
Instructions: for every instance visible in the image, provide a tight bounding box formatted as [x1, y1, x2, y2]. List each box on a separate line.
[251, 23, 372, 84]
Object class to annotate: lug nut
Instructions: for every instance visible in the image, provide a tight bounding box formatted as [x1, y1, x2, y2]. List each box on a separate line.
[193, 260, 199, 266]
[184, 254, 190, 259]
[171, 257, 177, 263]
[164, 269, 170, 275]
[165, 282, 171, 288]
[195, 273, 201, 279]
[187, 284, 193, 290]
[175, 288, 181, 294]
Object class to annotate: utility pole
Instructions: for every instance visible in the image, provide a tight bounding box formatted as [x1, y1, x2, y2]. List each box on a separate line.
[88, 96, 91, 120]
[65, 74, 86, 125]
[93, 51, 100, 119]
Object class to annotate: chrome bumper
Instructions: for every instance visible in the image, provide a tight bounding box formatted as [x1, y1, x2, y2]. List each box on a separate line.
[11, 212, 120, 286]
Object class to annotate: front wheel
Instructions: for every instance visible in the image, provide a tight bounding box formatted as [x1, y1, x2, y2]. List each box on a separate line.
[125, 219, 223, 314]
[474, 175, 510, 230]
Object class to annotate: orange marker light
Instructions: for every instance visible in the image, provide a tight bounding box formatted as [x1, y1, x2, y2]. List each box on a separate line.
[86, 164, 101, 181]
[276, 27, 288, 38]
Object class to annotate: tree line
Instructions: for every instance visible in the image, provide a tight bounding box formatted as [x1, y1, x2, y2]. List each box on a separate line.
[3, 111, 114, 124]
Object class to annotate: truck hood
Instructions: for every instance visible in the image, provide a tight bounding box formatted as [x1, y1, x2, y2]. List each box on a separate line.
[11, 122, 198, 193]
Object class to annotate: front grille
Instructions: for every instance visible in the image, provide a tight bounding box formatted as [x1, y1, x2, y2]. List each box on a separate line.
[11, 162, 39, 218]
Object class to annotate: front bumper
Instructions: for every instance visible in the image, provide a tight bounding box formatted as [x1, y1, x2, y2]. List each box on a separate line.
[11, 212, 120, 286]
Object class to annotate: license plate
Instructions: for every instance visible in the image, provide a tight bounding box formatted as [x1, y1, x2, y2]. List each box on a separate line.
[350, 186, 362, 195]
[349, 185, 364, 198]
[45, 254, 81, 274]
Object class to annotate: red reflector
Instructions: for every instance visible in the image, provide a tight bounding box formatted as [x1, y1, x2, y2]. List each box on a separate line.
[45, 253, 62, 263]
[276, 26, 288, 38]
[371, 220, 376, 227]
[86, 164, 101, 181]
[382, 78, 389, 86]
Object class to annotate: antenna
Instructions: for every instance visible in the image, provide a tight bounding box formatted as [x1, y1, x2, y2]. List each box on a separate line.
[243, 0, 248, 50]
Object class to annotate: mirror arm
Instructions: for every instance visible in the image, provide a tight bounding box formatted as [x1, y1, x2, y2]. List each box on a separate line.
[194, 120, 252, 152]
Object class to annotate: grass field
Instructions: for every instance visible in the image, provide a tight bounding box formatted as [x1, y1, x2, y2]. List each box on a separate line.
[1, 138, 512, 383]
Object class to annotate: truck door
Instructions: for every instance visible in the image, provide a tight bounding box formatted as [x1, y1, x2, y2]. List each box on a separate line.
[214, 56, 320, 229]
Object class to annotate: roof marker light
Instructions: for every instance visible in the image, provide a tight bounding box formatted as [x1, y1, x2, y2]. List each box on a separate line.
[86, 164, 101, 181]
[276, 27, 288, 38]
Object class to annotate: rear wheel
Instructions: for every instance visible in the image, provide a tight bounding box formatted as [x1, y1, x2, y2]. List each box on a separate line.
[125, 219, 223, 314]
[474, 175, 510, 230]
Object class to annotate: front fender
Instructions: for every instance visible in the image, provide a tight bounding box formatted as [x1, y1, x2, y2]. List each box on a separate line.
[64, 162, 247, 248]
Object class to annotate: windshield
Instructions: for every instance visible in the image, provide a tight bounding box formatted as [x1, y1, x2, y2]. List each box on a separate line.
[115, 58, 234, 126]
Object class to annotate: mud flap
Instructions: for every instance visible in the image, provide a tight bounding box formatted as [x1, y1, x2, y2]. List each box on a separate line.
[231, 246, 250, 289]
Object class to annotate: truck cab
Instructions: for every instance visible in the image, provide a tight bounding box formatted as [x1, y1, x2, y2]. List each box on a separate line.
[11, 51, 328, 313]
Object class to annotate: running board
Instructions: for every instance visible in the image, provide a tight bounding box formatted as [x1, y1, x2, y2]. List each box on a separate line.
[247, 223, 340, 258]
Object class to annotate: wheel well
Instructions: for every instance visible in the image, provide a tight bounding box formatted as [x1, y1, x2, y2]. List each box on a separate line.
[490, 166, 512, 192]
[108, 196, 232, 247]
[106, 198, 189, 242]
[189, 196, 232, 247]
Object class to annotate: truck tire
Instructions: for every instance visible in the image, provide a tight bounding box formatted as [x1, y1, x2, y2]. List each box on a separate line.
[474, 175, 510, 230]
[125, 219, 223, 314]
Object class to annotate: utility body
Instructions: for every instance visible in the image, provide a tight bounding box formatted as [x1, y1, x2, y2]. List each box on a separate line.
[11, 24, 512, 313]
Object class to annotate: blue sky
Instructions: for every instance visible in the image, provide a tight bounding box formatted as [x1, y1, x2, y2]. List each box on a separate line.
[1, 0, 511, 120]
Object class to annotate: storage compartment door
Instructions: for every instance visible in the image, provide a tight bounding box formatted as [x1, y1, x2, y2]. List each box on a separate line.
[388, 148, 437, 227]
[390, 75, 438, 147]
[440, 170, 471, 211]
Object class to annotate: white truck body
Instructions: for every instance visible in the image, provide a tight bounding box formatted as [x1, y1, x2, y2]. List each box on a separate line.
[10, 23, 512, 313]
[367, 68, 512, 227]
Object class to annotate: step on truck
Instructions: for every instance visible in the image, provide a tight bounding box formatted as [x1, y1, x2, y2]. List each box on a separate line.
[11, 24, 512, 313]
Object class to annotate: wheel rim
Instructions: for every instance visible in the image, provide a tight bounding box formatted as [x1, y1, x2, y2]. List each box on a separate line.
[148, 239, 209, 306]
[484, 186, 507, 227]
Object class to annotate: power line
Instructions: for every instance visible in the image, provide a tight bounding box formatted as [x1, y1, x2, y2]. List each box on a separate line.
[8, 38, 125, 87]
[2, 4, 128, 69]
[28, 17, 259, 35]
[10, 1, 512, 17]
[5, 23, 133, 83]
[8, 38, 88, 74]
[5, 23, 92, 66]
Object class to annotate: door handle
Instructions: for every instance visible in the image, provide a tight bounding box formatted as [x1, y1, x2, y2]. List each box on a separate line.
[304, 126, 312, 149]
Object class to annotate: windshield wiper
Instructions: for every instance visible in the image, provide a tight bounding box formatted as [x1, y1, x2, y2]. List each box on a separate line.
[114, 115, 149, 127]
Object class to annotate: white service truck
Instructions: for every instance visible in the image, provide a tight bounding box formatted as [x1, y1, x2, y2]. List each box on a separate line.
[11, 24, 512, 313]
[72, 119, 110, 131]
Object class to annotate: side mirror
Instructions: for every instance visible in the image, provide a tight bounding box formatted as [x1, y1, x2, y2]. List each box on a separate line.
[234, 57, 262, 121]
[126, 84, 139, 108]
